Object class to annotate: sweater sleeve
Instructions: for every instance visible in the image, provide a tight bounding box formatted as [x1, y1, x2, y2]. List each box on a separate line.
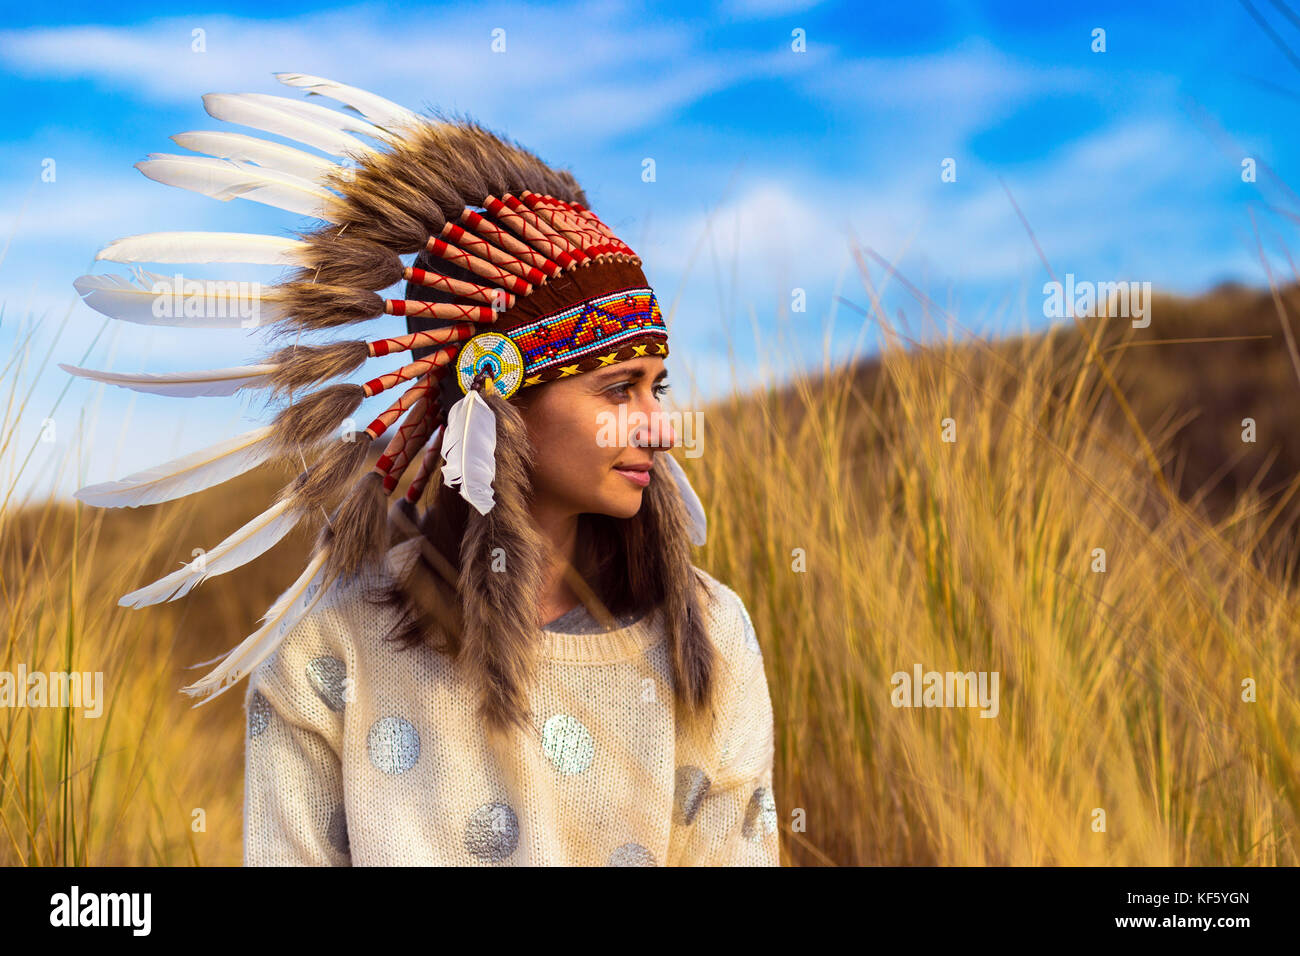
[675, 592, 780, 866]
[242, 613, 353, 867]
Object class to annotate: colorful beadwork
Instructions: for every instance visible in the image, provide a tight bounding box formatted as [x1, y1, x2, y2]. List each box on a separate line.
[511, 286, 667, 384]
[456, 331, 526, 398]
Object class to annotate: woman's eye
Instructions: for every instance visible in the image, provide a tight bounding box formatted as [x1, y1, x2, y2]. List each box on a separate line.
[604, 381, 670, 400]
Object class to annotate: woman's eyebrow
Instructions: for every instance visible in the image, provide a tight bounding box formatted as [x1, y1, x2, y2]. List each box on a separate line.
[590, 366, 667, 388]
[594, 367, 644, 384]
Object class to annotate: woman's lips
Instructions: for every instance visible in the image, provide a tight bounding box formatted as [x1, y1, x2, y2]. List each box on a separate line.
[613, 464, 651, 487]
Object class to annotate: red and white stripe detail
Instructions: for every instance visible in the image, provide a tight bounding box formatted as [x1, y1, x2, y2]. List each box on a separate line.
[439, 221, 548, 286]
[404, 267, 517, 309]
[369, 323, 476, 357]
[373, 393, 439, 492]
[424, 236, 532, 295]
[483, 195, 577, 269]
[363, 371, 443, 440]
[385, 299, 497, 322]
[403, 425, 445, 504]
[459, 209, 563, 278]
[362, 346, 458, 398]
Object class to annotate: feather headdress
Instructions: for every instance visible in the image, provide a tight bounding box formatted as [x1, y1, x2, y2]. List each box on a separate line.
[70, 73, 707, 705]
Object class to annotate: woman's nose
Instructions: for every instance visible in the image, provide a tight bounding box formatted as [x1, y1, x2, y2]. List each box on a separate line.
[635, 395, 676, 449]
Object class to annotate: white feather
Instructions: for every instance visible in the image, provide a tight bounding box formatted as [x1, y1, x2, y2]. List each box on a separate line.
[119, 497, 303, 608]
[660, 453, 708, 546]
[181, 549, 330, 704]
[441, 391, 498, 515]
[73, 426, 278, 508]
[136, 154, 337, 220]
[59, 361, 276, 397]
[172, 130, 340, 182]
[202, 92, 378, 160]
[274, 72, 421, 132]
[236, 92, 396, 144]
[73, 268, 287, 329]
[96, 231, 306, 266]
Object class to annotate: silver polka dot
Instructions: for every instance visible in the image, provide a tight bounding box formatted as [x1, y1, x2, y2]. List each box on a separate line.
[248, 690, 271, 737]
[367, 716, 420, 774]
[673, 765, 711, 826]
[327, 805, 350, 854]
[465, 802, 519, 862]
[608, 842, 656, 866]
[742, 786, 778, 840]
[306, 655, 348, 712]
[541, 713, 595, 775]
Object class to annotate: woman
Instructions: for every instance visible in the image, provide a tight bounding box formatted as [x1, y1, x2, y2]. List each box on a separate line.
[66, 73, 779, 866]
[242, 345, 779, 866]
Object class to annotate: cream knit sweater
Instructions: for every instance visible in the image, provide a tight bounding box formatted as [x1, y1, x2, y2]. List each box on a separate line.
[242, 538, 779, 866]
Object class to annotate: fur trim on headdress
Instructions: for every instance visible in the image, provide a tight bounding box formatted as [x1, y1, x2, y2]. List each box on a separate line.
[456, 387, 548, 737]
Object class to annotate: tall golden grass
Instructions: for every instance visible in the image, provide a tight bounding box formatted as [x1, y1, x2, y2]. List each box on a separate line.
[2, 258, 1298, 865]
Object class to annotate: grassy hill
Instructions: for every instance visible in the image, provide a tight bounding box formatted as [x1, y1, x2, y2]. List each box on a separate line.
[3, 278, 1298, 865]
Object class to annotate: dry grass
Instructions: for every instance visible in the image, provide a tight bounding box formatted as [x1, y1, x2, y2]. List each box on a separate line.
[2, 267, 1298, 865]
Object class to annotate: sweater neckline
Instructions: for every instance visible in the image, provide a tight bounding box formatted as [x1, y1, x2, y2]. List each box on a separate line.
[537, 606, 662, 663]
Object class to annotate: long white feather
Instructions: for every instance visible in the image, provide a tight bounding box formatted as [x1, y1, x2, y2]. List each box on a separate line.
[73, 268, 287, 329]
[441, 391, 498, 515]
[274, 72, 421, 132]
[202, 92, 378, 159]
[136, 154, 337, 219]
[181, 549, 330, 704]
[235, 92, 396, 144]
[172, 130, 339, 182]
[59, 361, 276, 397]
[659, 453, 708, 546]
[119, 497, 303, 608]
[73, 426, 278, 508]
[96, 231, 306, 266]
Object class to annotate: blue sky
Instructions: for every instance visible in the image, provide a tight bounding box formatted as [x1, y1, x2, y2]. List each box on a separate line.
[3, 0, 1300, 500]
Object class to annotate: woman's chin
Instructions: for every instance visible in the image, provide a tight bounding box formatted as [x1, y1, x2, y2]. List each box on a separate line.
[587, 484, 645, 519]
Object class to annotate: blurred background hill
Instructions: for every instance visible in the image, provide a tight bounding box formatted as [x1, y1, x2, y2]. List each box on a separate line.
[3, 277, 1299, 865]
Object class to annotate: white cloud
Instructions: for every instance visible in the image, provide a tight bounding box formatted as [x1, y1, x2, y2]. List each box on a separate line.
[0, 2, 778, 144]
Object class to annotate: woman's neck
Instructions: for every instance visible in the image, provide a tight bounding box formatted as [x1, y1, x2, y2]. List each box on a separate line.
[528, 500, 582, 627]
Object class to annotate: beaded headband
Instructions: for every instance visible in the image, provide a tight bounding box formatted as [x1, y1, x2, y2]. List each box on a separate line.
[62, 73, 704, 703]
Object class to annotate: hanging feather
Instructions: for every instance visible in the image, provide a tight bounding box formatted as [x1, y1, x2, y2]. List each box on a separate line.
[136, 154, 338, 220]
[441, 388, 498, 515]
[73, 425, 280, 508]
[181, 549, 331, 704]
[97, 231, 306, 266]
[59, 361, 275, 397]
[171, 130, 340, 183]
[235, 92, 396, 145]
[274, 72, 421, 132]
[659, 452, 707, 547]
[202, 93, 378, 160]
[73, 268, 287, 329]
[119, 497, 304, 608]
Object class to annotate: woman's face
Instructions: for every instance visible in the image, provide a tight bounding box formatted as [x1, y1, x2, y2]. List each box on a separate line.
[518, 356, 677, 519]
